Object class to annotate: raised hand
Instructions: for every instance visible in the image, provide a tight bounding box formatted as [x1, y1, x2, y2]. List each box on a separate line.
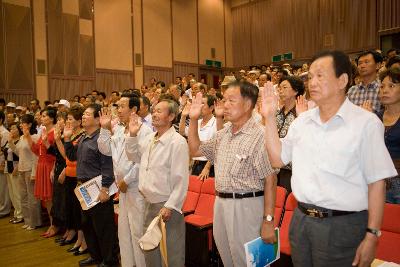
[361, 100, 373, 112]
[260, 82, 279, 119]
[22, 124, 30, 137]
[189, 92, 203, 120]
[295, 95, 309, 116]
[99, 107, 112, 130]
[54, 125, 62, 141]
[128, 113, 142, 137]
[214, 99, 224, 118]
[181, 102, 191, 117]
[63, 122, 73, 140]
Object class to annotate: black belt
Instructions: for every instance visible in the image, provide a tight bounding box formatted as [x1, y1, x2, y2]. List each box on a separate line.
[298, 202, 361, 218]
[216, 191, 264, 199]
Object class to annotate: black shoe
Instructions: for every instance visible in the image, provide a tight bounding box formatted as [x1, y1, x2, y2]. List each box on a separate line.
[59, 235, 77, 246]
[11, 218, 24, 224]
[9, 217, 16, 223]
[97, 262, 119, 267]
[74, 248, 88, 256]
[79, 257, 99, 266]
[67, 246, 80, 253]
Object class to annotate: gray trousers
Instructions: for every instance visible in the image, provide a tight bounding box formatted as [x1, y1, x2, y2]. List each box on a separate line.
[143, 201, 185, 267]
[18, 171, 42, 227]
[213, 196, 264, 267]
[289, 207, 368, 267]
[0, 172, 11, 216]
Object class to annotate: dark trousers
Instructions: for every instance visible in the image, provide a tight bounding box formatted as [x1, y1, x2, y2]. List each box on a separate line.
[289, 207, 368, 267]
[278, 168, 292, 193]
[192, 160, 215, 177]
[65, 177, 81, 230]
[81, 198, 118, 265]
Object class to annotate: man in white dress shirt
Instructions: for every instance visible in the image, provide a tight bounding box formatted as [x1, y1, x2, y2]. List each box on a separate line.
[138, 96, 154, 131]
[98, 93, 152, 267]
[261, 50, 398, 267]
[126, 99, 189, 267]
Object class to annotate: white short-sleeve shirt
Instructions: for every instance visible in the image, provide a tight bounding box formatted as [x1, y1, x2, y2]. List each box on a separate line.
[281, 98, 398, 211]
[185, 116, 217, 161]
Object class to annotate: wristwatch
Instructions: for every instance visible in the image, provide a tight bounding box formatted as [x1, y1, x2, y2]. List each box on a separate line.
[366, 227, 382, 237]
[263, 214, 274, 222]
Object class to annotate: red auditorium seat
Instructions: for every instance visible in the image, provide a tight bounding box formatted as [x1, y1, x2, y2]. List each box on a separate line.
[275, 186, 287, 227]
[185, 178, 216, 266]
[280, 193, 298, 255]
[185, 178, 215, 228]
[182, 176, 204, 216]
[376, 203, 400, 263]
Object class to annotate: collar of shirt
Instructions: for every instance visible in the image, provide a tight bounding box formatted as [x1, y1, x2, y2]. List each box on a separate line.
[227, 116, 257, 136]
[359, 79, 380, 91]
[199, 116, 216, 129]
[142, 113, 151, 122]
[155, 126, 175, 145]
[277, 105, 296, 117]
[83, 128, 100, 140]
[307, 98, 354, 126]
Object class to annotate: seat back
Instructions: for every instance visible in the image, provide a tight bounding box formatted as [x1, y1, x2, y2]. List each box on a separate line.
[182, 176, 203, 214]
[280, 193, 298, 255]
[376, 203, 400, 263]
[194, 178, 216, 219]
[274, 186, 287, 227]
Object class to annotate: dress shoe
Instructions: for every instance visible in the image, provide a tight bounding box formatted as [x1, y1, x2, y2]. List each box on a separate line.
[74, 248, 88, 256]
[55, 237, 65, 243]
[97, 262, 119, 267]
[67, 246, 80, 253]
[59, 235, 77, 246]
[9, 217, 16, 223]
[11, 218, 24, 224]
[79, 257, 99, 266]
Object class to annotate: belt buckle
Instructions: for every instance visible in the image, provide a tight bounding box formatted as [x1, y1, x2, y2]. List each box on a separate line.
[307, 208, 323, 218]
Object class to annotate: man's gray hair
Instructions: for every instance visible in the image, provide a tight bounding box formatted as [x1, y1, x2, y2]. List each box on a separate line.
[160, 99, 179, 121]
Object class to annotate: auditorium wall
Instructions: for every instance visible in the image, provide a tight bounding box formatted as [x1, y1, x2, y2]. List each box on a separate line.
[0, 0, 399, 103]
[231, 0, 400, 68]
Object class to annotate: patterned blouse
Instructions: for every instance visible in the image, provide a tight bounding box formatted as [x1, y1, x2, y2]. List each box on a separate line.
[276, 106, 297, 170]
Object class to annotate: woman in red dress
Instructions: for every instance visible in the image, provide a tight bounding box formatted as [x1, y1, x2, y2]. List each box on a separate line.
[26, 107, 57, 237]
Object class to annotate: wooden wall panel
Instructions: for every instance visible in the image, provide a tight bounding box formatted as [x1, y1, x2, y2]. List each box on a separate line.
[232, 0, 379, 67]
[63, 13, 79, 75]
[319, 0, 376, 51]
[0, 0, 5, 91]
[49, 76, 94, 100]
[0, 91, 34, 105]
[95, 69, 133, 93]
[232, 5, 252, 67]
[173, 62, 199, 81]
[378, 0, 400, 31]
[143, 66, 173, 86]
[4, 3, 34, 90]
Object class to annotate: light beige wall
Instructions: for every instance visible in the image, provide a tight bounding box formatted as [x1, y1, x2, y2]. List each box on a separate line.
[172, 0, 198, 63]
[133, 0, 143, 87]
[94, 0, 133, 71]
[142, 0, 172, 68]
[32, 0, 48, 103]
[224, 0, 233, 67]
[198, 0, 225, 66]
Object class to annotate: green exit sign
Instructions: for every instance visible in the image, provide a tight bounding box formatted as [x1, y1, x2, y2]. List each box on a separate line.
[272, 54, 283, 62]
[283, 52, 293, 60]
[205, 59, 213, 66]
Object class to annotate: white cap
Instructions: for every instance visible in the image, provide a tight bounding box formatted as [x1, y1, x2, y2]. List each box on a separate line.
[16, 106, 23, 110]
[58, 99, 70, 108]
[6, 102, 16, 108]
[248, 70, 259, 74]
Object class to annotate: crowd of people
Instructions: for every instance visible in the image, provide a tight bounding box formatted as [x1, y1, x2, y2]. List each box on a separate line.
[0, 47, 398, 267]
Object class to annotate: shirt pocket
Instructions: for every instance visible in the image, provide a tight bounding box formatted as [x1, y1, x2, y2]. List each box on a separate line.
[230, 154, 249, 177]
[319, 145, 358, 178]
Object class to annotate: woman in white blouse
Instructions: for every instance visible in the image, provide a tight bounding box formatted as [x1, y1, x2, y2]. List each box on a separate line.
[9, 114, 42, 230]
[179, 94, 217, 179]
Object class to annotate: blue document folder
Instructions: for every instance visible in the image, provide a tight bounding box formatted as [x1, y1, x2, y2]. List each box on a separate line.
[244, 228, 280, 267]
